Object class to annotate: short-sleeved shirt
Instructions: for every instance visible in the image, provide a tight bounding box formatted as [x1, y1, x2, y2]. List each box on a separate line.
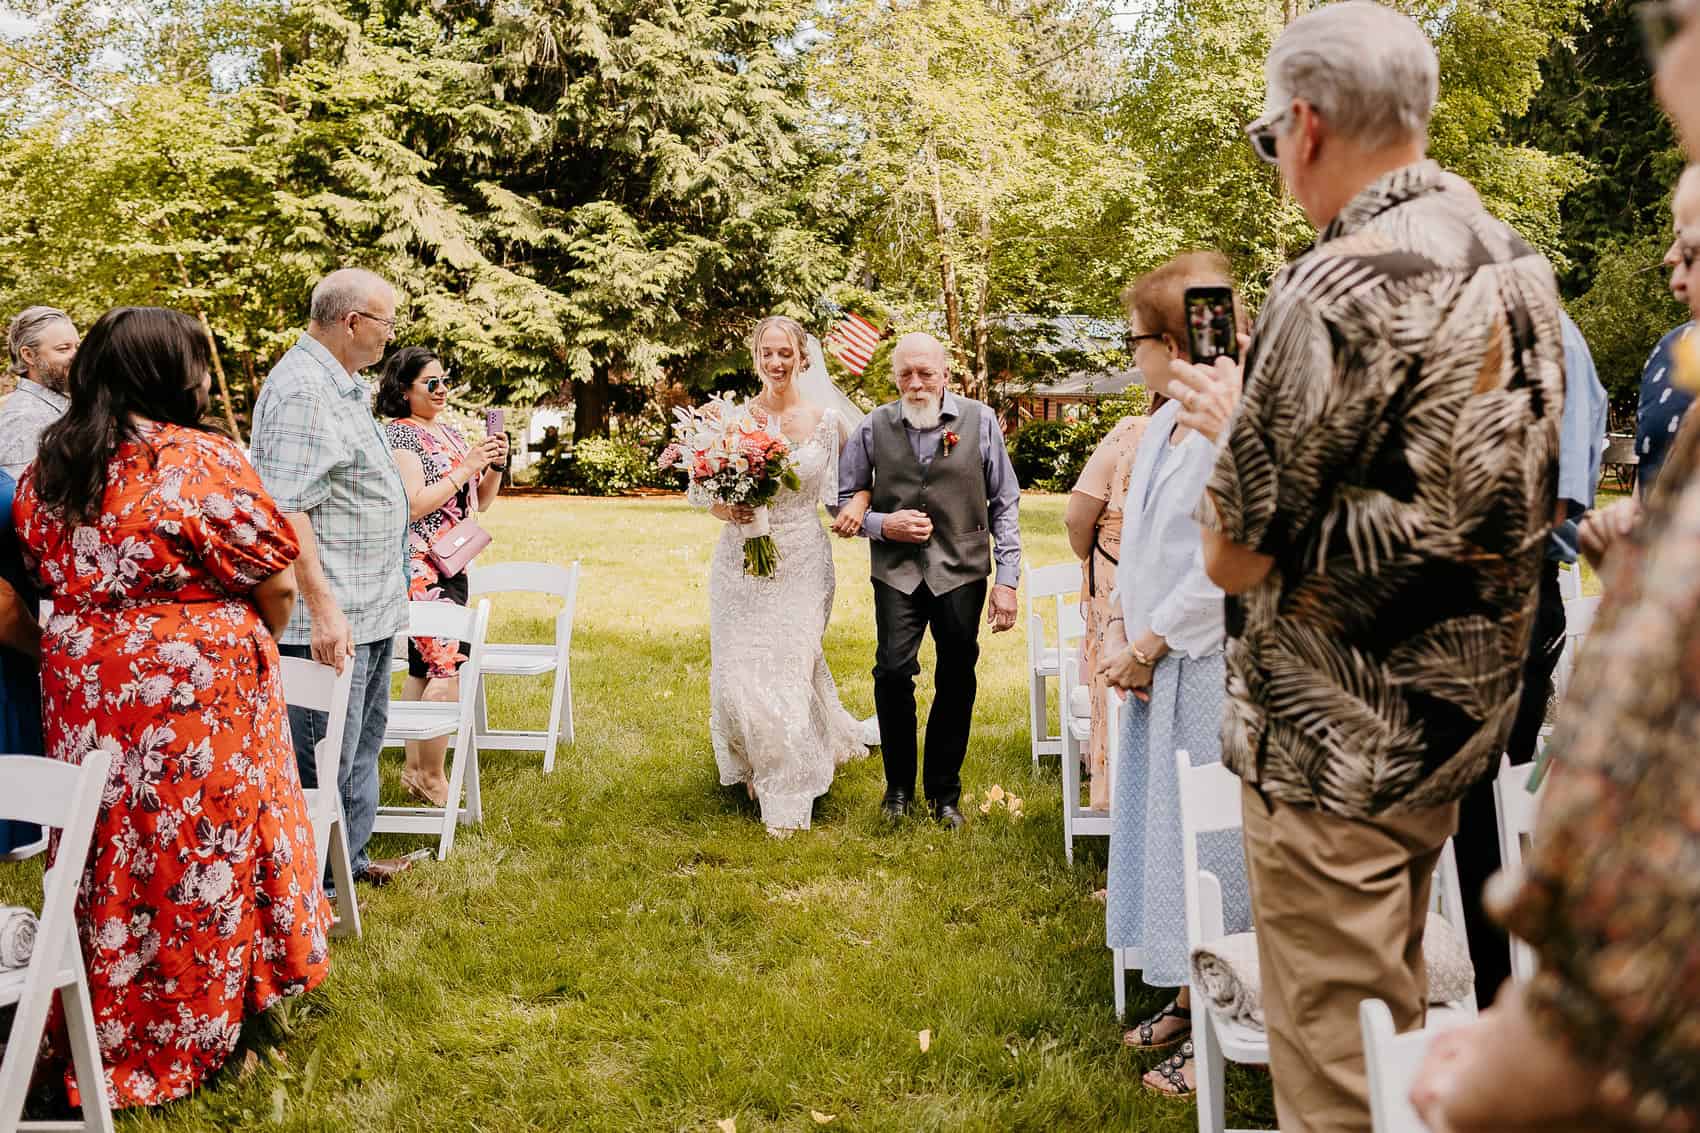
[1548, 313, 1608, 563]
[1202, 160, 1565, 819]
[0, 379, 68, 479]
[1635, 322, 1695, 495]
[384, 418, 471, 553]
[249, 334, 409, 646]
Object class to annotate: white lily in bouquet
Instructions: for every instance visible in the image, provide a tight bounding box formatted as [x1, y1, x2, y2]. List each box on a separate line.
[658, 396, 802, 577]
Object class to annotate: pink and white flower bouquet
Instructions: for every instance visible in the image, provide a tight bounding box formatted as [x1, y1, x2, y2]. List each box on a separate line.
[658, 396, 802, 577]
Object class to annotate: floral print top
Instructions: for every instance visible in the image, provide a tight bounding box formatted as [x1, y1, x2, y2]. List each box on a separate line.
[385, 418, 471, 553]
[1492, 356, 1700, 1123]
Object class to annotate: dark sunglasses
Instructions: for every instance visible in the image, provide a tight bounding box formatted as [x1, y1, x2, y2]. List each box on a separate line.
[417, 375, 453, 393]
[1639, 0, 1693, 62]
[1244, 108, 1291, 165]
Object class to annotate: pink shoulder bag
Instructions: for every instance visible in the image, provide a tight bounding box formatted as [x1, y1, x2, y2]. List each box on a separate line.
[426, 434, 492, 577]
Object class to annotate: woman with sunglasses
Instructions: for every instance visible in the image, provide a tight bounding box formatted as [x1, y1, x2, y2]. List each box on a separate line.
[1411, 4, 1700, 1128]
[376, 346, 506, 806]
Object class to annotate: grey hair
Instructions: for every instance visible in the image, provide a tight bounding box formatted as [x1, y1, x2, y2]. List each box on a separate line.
[7, 306, 74, 378]
[307, 268, 394, 326]
[1265, 1, 1439, 150]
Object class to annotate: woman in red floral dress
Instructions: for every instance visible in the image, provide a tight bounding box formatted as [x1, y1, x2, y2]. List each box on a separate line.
[15, 307, 332, 1109]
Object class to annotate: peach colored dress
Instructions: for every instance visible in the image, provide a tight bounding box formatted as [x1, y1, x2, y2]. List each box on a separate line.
[1072, 415, 1150, 810]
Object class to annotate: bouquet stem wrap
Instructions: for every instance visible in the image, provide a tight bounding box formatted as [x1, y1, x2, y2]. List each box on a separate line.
[733, 507, 778, 577]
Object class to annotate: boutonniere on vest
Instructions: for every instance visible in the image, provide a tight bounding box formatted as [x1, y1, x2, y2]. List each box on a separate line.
[940, 429, 960, 455]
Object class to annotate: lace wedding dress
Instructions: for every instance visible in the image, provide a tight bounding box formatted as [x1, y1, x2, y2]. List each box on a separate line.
[703, 409, 868, 831]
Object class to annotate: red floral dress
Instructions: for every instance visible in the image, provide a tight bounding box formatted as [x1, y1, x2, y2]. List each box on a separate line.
[15, 422, 333, 1109]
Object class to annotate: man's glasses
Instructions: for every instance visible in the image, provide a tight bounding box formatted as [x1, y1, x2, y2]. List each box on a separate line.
[418, 375, 453, 393]
[1244, 108, 1291, 165]
[353, 311, 400, 331]
[1639, 0, 1695, 62]
[1125, 331, 1162, 352]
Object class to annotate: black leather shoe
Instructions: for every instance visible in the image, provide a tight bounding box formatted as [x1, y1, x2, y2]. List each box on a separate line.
[880, 790, 912, 822]
[934, 803, 967, 831]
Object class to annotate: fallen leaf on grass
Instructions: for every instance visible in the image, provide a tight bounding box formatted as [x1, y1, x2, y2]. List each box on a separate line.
[810, 1110, 837, 1125]
[716, 1120, 736, 1133]
[918, 1028, 932, 1053]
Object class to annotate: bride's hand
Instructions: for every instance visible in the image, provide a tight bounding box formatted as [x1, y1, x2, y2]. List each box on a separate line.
[724, 504, 756, 524]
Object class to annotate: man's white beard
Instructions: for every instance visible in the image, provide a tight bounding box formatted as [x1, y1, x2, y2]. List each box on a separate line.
[901, 395, 942, 430]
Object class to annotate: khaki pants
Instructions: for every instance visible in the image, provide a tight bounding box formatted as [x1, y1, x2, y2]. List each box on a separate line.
[1240, 783, 1458, 1133]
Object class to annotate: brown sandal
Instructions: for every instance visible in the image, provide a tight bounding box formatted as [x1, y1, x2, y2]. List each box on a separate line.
[1143, 1040, 1197, 1099]
[400, 769, 449, 808]
[1123, 998, 1192, 1050]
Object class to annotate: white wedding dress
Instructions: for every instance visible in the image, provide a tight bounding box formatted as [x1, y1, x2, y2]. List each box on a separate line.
[703, 409, 868, 831]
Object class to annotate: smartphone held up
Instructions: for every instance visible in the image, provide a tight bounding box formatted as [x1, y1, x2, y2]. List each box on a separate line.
[1183, 285, 1239, 365]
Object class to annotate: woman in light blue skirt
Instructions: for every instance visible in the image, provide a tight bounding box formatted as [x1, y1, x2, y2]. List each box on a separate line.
[1099, 252, 1251, 1097]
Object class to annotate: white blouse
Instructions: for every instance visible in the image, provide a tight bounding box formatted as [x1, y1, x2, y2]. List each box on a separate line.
[1110, 399, 1225, 659]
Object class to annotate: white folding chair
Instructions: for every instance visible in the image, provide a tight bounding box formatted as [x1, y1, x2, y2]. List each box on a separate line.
[373, 599, 492, 860]
[468, 561, 582, 771]
[0, 751, 115, 1133]
[1551, 593, 1600, 706]
[1556, 561, 1582, 602]
[1025, 561, 1084, 768]
[1360, 997, 1470, 1133]
[279, 656, 361, 939]
[1493, 754, 1545, 982]
[1176, 752, 1475, 1133]
[1060, 657, 1115, 865]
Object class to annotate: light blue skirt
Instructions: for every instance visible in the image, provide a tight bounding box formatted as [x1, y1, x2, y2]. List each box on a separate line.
[1104, 651, 1251, 989]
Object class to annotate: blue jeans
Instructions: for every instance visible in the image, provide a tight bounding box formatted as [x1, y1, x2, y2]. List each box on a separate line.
[280, 638, 392, 876]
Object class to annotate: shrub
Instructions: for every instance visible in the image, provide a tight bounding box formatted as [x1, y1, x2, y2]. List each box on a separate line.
[1036, 388, 1152, 492]
[1009, 420, 1068, 488]
[534, 436, 667, 495]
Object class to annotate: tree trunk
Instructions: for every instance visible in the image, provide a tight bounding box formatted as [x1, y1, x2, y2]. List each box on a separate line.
[573, 371, 611, 439]
[969, 208, 993, 405]
[172, 253, 243, 442]
[926, 151, 969, 381]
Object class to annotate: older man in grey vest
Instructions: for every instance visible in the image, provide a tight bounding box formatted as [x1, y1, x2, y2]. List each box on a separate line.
[835, 332, 1021, 828]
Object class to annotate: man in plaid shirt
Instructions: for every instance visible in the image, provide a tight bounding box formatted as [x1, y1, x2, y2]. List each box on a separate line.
[251, 268, 413, 885]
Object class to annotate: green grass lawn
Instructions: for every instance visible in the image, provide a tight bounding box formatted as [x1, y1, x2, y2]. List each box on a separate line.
[20, 494, 1286, 1131]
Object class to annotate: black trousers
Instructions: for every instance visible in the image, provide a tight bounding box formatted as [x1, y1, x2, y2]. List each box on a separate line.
[1457, 558, 1566, 1008]
[871, 578, 986, 809]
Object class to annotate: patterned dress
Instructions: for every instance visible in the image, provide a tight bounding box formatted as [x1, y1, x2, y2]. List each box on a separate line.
[385, 418, 472, 680]
[15, 422, 332, 1108]
[1073, 414, 1149, 811]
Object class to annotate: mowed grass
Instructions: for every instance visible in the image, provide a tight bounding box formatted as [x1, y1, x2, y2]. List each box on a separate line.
[12, 494, 1279, 1132]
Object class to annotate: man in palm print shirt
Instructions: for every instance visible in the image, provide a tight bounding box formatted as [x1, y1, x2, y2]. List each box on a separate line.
[1179, 5, 1565, 1131]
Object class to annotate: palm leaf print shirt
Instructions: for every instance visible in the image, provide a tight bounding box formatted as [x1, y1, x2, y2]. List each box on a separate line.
[1203, 161, 1565, 819]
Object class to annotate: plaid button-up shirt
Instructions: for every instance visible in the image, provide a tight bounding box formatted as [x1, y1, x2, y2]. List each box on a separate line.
[0, 378, 69, 479]
[250, 334, 409, 647]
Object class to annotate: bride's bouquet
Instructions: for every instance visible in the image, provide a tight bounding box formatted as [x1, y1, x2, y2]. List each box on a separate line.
[658, 396, 802, 577]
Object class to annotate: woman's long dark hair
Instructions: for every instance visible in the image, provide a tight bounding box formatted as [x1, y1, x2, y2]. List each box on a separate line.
[375, 346, 441, 419]
[31, 307, 215, 525]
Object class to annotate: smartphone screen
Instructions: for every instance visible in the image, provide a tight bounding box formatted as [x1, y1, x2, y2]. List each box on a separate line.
[1183, 285, 1238, 364]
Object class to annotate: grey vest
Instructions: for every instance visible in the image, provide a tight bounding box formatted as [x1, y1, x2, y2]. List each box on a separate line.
[868, 399, 992, 595]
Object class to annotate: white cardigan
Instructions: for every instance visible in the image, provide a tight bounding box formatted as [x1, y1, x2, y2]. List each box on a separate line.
[1109, 399, 1225, 659]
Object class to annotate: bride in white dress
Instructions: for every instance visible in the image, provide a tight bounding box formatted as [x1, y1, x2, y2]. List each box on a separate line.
[700, 316, 869, 834]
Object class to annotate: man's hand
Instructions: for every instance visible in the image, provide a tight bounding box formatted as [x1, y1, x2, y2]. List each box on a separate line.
[883, 509, 933, 544]
[1169, 335, 1249, 444]
[987, 584, 1018, 633]
[310, 601, 355, 673]
[1578, 497, 1639, 574]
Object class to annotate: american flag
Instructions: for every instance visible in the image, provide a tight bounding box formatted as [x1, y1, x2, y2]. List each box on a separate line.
[825, 312, 883, 376]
